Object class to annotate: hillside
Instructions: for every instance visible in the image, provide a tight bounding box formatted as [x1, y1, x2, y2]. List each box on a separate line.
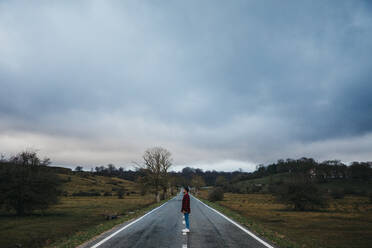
[234, 172, 372, 195]
[58, 173, 139, 196]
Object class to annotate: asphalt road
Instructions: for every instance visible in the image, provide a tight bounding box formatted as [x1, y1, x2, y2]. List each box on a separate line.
[81, 193, 275, 248]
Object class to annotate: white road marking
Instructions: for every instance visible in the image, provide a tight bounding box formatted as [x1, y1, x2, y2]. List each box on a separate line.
[182, 244, 187, 248]
[90, 197, 175, 248]
[191, 195, 275, 248]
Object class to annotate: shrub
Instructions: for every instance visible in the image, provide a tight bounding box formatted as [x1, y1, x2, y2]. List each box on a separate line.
[72, 191, 100, 197]
[208, 187, 224, 202]
[60, 191, 69, 197]
[103, 192, 112, 196]
[268, 184, 280, 194]
[160, 192, 165, 200]
[229, 184, 247, 194]
[357, 190, 367, 196]
[246, 184, 262, 193]
[276, 182, 328, 211]
[140, 187, 147, 196]
[331, 189, 345, 199]
[0, 162, 62, 215]
[117, 188, 125, 199]
[343, 187, 356, 195]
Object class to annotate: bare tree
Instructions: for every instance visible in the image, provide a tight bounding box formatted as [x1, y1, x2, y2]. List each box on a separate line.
[139, 147, 172, 202]
[191, 175, 205, 196]
[10, 150, 51, 167]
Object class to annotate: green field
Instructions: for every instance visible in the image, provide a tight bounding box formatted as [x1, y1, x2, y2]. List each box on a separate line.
[199, 190, 372, 248]
[0, 173, 158, 248]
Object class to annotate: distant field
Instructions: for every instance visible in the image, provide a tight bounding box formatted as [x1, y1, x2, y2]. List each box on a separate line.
[199, 191, 372, 248]
[0, 173, 155, 248]
[58, 173, 139, 195]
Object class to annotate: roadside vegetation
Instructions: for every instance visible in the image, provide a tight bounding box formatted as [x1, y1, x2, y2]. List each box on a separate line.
[0, 195, 156, 248]
[199, 191, 372, 248]
[1, 151, 371, 248]
[0, 148, 177, 248]
[193, 158, 372, 248]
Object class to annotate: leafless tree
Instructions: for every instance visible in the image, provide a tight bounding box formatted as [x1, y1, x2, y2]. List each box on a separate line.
[138, 147, 172, 202]
[10, 150, 51, 167]
[191, 175, 205, 196]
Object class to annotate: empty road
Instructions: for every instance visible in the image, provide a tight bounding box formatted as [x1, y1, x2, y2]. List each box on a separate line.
[81, 193, 275, 248]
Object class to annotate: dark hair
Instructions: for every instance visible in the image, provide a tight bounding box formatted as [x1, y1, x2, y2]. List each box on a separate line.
[184, 186, 189, 192]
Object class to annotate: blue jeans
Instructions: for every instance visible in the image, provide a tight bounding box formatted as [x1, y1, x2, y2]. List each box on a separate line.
[184, 213, 190, 229]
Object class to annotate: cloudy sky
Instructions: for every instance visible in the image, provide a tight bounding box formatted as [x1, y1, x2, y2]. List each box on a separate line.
[1, 1, 372, 171]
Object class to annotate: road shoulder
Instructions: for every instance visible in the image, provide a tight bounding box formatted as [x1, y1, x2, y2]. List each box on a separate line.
[194, 195, 294, 248]
[46, 197, 174, 248]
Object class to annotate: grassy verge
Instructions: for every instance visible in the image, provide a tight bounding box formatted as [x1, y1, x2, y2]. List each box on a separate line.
[46, 197, 172, 248]
[198, 191, 372, 248]
[196, 195, 299, 248]
[0, 194, 174, 248]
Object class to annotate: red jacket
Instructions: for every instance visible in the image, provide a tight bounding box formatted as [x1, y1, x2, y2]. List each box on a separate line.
[181, 193, 190, 213]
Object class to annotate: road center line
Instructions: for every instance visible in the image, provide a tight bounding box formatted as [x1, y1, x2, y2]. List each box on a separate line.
[191, 195, 275, 248]
[90, 197, 175, 248]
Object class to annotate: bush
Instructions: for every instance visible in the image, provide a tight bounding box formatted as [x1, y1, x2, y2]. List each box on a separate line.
[357, 190, 367, 196]
[246, 184, 262, 193]
[0, 162, 62, 215]
[226, 184, 247, 194]
[72, 191, 100, 197]
[331, 189, 345, 199]
[117, 188, 125, 199]
[103, 192, 112, 196]
[369, 193, 372, 204]
[60, 191, 69, 197]
[268, 184, 280, 194]
[160, 192, 165, 200]
[343, 187, 356, 195]
[276, 182, 328, 211]
[208, 187, 224, 202]
[140, 187, 147, 196]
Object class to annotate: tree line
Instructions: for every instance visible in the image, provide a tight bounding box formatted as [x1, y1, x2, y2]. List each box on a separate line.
[253, 157, 372, 182]
[88, 157, 372, 190]
[2, 148, 371, 215]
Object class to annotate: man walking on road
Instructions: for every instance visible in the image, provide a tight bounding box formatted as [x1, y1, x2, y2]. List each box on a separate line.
[181, 186, 190, 233]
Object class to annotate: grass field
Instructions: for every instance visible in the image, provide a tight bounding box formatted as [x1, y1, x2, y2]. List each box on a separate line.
[0, 173, 158, 248]
[199, 191, 372, 248]
[58, 173, 139, 195]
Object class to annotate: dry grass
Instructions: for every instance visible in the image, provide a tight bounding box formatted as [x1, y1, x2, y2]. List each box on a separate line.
[59, 173, 138, 194]
[0, 196, 155, 248]
[0, 172, 155, 248]
[200, 191, 372, 248]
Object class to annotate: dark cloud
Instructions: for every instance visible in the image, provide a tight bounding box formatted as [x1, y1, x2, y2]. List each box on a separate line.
[0, 0, 372, 170]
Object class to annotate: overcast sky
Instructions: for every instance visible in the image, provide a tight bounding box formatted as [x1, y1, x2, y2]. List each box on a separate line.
[1, 1, 372, 171]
